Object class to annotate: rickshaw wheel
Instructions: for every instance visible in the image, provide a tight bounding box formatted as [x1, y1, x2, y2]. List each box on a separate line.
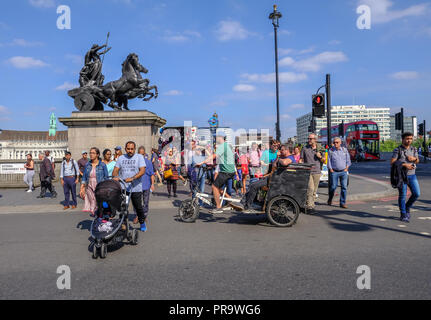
[266, 196, 300, 228]
[179, 199, 199, 223]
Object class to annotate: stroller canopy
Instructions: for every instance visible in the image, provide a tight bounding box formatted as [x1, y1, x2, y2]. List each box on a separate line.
[95, 179, 123, 212]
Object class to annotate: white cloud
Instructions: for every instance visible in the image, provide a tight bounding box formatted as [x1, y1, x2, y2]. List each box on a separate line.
[55, 82, 75, 91]
[0, 38, 44, 47]
[290, 104, 305, 109]
[358, 0, 428, 24]
[279, 51, 348, 72]
[0, 105, 11, 114]
[278, 29, 291, 36]
[279, 48, 294, 56]
[6, 56, 49, 69]
[29, 0, 55, 8]
[233, 84, 256, 92]
[390, 71, 419, 80]
[163, 30, 201, 43]
[164, 90, 183, 96]
[65, 54, 83, 65]
[241, 72, 307, 84]
[215, 21, 255, 41]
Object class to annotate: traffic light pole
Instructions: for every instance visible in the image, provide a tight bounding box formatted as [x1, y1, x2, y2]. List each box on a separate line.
[326, 74, 331, 149]
[424, 120, 427, 163]
[401, 108, 404, 135]
[326, 74, 332, 198]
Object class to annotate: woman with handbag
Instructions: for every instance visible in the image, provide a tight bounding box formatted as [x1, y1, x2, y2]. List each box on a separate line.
[163, 148, 180, 198]
[80, 147, 109, 217]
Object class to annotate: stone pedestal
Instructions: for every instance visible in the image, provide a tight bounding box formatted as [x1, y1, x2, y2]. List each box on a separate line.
[59, 110, 166, 158]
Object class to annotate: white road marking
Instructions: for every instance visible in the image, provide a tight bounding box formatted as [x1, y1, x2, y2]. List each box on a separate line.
[379, 219, 387, 222]
[398, 225, 407, 228]
[420, 232, 431, 236]
[418, 217, 431, 220]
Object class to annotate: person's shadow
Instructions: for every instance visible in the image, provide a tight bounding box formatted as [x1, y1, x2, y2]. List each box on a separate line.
[76, 219, 92, 231]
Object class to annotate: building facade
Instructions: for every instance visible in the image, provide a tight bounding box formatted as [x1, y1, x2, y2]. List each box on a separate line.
[0, 130, 68, 160]
[296, 105, 391, 145]
[0, 113, 68, 160]
[389, 115, 418, 141]
[196, 127, 234, 147]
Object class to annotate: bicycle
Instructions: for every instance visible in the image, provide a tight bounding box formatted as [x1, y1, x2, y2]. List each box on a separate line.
[179, 165, 241, 223]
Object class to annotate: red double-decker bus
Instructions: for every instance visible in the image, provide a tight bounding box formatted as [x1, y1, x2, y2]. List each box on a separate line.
[319, 120, 380, 161]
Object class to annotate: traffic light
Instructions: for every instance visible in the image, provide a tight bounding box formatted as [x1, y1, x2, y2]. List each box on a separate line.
[312, 94, 325, 118]
[418, 123, 424, 136]
[308, 118, 316, 133]
[395, 111, 403, 131]
[338, 122, 345, 137]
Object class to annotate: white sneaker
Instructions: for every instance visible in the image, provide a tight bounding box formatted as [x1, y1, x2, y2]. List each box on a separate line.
[27, 189, 32, 193]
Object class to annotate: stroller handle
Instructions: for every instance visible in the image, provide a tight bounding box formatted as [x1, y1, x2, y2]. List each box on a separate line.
[111, 177, 133, 193]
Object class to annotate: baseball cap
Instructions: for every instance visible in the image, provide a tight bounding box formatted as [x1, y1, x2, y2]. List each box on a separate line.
[115, 146, 122, 150]
[82, 150, 88, 154]
[216, 131, 226, 138]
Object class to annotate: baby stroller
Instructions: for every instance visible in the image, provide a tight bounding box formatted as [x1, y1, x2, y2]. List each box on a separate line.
[90, 178, 138, 259]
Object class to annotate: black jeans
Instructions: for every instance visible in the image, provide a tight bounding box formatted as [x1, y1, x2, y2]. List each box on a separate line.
[40, 177, 57, 197]
[128, 192, 145, 224]
[142, 189, 150, 218]
[166, 179, 177, 195]
[241, 178, 268, 208]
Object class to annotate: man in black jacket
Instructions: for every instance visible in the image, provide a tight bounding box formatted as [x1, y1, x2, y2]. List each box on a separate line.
[37, 151, 57, 199]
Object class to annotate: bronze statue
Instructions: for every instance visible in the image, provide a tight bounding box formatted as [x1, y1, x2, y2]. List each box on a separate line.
[79, 44, 111, 87]
[68, 42, 158, 111]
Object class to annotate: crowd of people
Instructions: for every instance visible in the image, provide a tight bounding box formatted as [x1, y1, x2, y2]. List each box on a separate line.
[23, 130, 421, 228]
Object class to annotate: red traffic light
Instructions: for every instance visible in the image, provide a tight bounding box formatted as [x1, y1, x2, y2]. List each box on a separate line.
[315, 96, 322, 104]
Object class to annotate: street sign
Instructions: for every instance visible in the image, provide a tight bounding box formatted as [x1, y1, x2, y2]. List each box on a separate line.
[0, 163, 26, 174]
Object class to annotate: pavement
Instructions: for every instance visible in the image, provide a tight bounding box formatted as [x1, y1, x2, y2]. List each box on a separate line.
[0, 165, 396, 215]
[0, 156, 430, 300]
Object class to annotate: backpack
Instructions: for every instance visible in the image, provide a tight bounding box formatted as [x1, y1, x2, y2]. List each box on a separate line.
[63, 159, 78, 177]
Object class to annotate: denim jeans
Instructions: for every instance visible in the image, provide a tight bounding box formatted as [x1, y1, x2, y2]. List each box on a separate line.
[329, 171, 348, 205]
[192, 167, 206, 205]
[398, 174, 420, 214]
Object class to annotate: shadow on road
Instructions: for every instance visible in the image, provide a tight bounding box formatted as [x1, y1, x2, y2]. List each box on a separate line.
[317, 209, 431, 239]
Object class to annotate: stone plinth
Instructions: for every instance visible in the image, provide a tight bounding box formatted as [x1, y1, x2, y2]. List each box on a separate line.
[59, 110, 166, 158]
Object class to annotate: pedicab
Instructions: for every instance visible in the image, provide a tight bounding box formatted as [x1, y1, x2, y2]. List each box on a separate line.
[178, 163, 312, 227]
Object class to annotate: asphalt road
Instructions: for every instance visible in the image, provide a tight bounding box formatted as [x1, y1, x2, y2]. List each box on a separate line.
[0, 157, 430, 300]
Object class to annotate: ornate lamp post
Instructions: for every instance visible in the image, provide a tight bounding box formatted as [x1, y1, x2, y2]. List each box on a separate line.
[269, 4, 282, 142]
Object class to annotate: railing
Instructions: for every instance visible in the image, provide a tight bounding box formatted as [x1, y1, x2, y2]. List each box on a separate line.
[0, 159, 62, 188]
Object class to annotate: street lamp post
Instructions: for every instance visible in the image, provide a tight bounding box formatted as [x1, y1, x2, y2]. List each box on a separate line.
[269, 4, 282, 142]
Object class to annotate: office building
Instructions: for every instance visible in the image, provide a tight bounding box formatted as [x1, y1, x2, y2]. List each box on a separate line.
[296, 105, 391, 145]
[389, 115, 417, 141]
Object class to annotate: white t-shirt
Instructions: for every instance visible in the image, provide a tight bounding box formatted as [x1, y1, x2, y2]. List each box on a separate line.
[115, 153, 146, 192]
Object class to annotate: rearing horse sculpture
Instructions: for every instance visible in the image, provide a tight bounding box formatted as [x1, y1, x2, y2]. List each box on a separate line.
[68, 52, 158, 111]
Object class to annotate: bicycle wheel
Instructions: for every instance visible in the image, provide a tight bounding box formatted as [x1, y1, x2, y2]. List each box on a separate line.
[266, 196, 300, 228]
[179, 199, 199, 223]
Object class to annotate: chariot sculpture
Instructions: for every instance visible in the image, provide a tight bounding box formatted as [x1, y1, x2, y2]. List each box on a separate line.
[68, 38, 158, 111]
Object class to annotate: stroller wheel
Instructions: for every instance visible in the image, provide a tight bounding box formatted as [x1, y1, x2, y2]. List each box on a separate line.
[92, 243, 98, 259]
[130, 228, 139, 245]
[100, 243, 107, 259]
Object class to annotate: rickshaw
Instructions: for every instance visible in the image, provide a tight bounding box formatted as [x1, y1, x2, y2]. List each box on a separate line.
[178, 163, 312, 227]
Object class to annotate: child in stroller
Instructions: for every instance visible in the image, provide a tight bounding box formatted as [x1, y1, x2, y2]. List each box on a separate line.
[90, 179, 139, 259]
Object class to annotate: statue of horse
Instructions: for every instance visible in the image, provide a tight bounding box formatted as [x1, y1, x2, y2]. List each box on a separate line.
[101, 53, 158, 110]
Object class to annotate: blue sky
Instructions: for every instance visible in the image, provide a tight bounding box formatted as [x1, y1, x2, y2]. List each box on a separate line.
[0, 0, 430, 138]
